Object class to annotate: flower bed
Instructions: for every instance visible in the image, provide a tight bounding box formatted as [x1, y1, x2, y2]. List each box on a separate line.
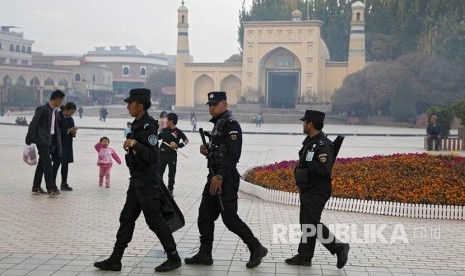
[243, 153, 465, 206]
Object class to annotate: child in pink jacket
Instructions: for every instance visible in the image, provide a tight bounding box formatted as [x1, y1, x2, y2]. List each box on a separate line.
[94, 136, 121, 188]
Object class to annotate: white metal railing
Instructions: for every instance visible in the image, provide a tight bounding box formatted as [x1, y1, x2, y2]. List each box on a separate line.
[239, 179, 464, 220]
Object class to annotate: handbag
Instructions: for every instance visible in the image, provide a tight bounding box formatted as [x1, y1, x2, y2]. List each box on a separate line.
[23, 144, 38, 166]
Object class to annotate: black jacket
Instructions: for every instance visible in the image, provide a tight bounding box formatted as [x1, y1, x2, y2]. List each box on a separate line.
[126, 112, 160, 186]
[25, 103, 62, 155]
[296, 132, 334, 191]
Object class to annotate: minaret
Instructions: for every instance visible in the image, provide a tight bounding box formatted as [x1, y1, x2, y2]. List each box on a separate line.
[175, 1, 190, 107]
[348, 1, 366, 74]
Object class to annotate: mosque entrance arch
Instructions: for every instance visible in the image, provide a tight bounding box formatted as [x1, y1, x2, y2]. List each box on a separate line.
[259, 47, 301, 109]
[267, 71, 299, 108]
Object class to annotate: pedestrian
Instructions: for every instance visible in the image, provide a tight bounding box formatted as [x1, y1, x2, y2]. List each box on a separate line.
[159, 111, 168, 131]
[25, 89, 65, 196]
[191, 115, 197, 131]
[255, 112, 262, 127]
[124, 122, 132, 138]
[94, 137, 121, 188]
[53, 102, 77, 191]
[158, 112, 189, 196]
[426, 115, 441, 151]
[101, 106, 108, 122]
[77, 106, 83, 119]
[94, 88, 182, 272]
[285, 110, 349, 269]
[184, 91, 268, 268]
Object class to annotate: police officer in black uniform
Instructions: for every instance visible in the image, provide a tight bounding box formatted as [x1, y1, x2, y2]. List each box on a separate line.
[158, 112, 189, 196]
[286, 110, 349, 269]
[184, 91, 268, 268]
[94, 88, 181, 273]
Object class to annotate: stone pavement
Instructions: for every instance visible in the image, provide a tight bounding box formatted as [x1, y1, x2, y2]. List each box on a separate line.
[0, 115, 464, 276]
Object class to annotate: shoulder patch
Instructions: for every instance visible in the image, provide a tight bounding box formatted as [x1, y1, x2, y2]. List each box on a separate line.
[148, 134, 158, 145]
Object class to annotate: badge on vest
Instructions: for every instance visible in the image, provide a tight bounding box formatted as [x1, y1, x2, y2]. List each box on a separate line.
[305, 151, 314, 161]
[318, 153, 328, 163]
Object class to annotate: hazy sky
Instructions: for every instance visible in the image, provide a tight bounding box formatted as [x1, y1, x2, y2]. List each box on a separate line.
[1, 0, 253, 62]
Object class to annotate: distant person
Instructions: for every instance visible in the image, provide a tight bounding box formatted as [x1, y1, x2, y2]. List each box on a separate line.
[94, 137, 122, 188]
[78, 106, 84, 119]
[7, 108, 11, 116]
[53, 102, 77, 191]
[25, 89, 65, 196]
[100, 106, 108, 122]
[191, 115, 197, 131]
[159, 111, 168, 131]
[158, 113, 189, 196]
[124, 122, 132, 138]
[426, 115, 442, 151]
[255, 113, 262, 127]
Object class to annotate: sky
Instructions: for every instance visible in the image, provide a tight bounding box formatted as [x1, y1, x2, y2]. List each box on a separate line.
[1, 0, 253, 62]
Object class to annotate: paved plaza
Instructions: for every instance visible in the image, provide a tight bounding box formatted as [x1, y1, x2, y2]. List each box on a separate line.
[0, 113, 464, 276]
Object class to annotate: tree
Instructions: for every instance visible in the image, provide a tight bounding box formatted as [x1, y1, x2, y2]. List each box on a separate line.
[450, 100, 465, 127]
[225, 53, 243, 62]
[389, 80, 417, 121]
[144, 70, 175, 99]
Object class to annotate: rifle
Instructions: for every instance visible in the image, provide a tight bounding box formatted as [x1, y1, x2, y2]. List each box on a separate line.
[199, 128, 225, 212]
[332, 135, 345, 162]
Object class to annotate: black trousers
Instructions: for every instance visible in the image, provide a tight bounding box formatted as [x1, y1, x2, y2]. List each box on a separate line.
[115, 181, 177, 254]
[158, 153, 177, 191]
[198, 172, 259, 248]
[53, 162, 69, 185]
[33, 144, 58, 191]
[427, 136, 441, 151]
[298, 184, 343, 259]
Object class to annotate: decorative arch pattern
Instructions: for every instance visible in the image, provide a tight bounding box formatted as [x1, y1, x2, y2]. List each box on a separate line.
[220, 74, 242, 105]
[194, 74, 214, 105]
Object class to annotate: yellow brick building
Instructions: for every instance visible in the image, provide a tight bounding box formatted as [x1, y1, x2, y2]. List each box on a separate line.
[175, 1, 366, 109]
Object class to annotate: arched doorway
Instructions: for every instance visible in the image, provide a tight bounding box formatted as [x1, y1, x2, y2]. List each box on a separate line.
[259, 47, 301, 108]
[194, 74, 214, 106]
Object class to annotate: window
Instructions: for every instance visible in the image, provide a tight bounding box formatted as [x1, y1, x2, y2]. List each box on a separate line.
[122, 66, 130, 76]
[15, 45, 20, 52]
[92, 74, 96, 83]
[10, 44, 14, 51]
[182, 15, 185, 24]
[74, 73, 81, 82]
[140, 66, 146, 77]
[27, 46, 31, 53]
[21, 46, 25, 53]
[0, 42, 2, 50]
[356, 12, 361, 21]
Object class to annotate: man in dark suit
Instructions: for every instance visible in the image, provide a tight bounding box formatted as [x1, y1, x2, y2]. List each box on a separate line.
[26, 90, 65, 196]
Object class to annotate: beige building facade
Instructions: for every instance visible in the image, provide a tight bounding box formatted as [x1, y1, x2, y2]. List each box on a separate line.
[175, 1, 366, 110]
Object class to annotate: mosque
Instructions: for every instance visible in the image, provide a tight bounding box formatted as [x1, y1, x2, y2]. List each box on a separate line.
[174, 1, 366, 110]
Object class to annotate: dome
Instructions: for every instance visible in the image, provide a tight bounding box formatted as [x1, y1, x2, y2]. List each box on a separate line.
[352, 1, 365, 8]
[291, 9, 302, 21]
[178, 3, 188, 12]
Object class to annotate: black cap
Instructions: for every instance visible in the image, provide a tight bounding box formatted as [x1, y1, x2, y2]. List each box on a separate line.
[300, 110, 325, 124]
[123, 88, 151, 104]
[206, 91, 227, 105]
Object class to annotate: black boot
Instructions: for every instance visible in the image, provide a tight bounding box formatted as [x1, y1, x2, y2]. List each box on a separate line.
[246, 243, 268, 268]
[155, 250, 182, 272]
[184, 245, 213, 265]
[61, 183, 73, 191]
[285, 254, 312, 266]
[94, 248, 123, 271]
[336, 243, 350, 269]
